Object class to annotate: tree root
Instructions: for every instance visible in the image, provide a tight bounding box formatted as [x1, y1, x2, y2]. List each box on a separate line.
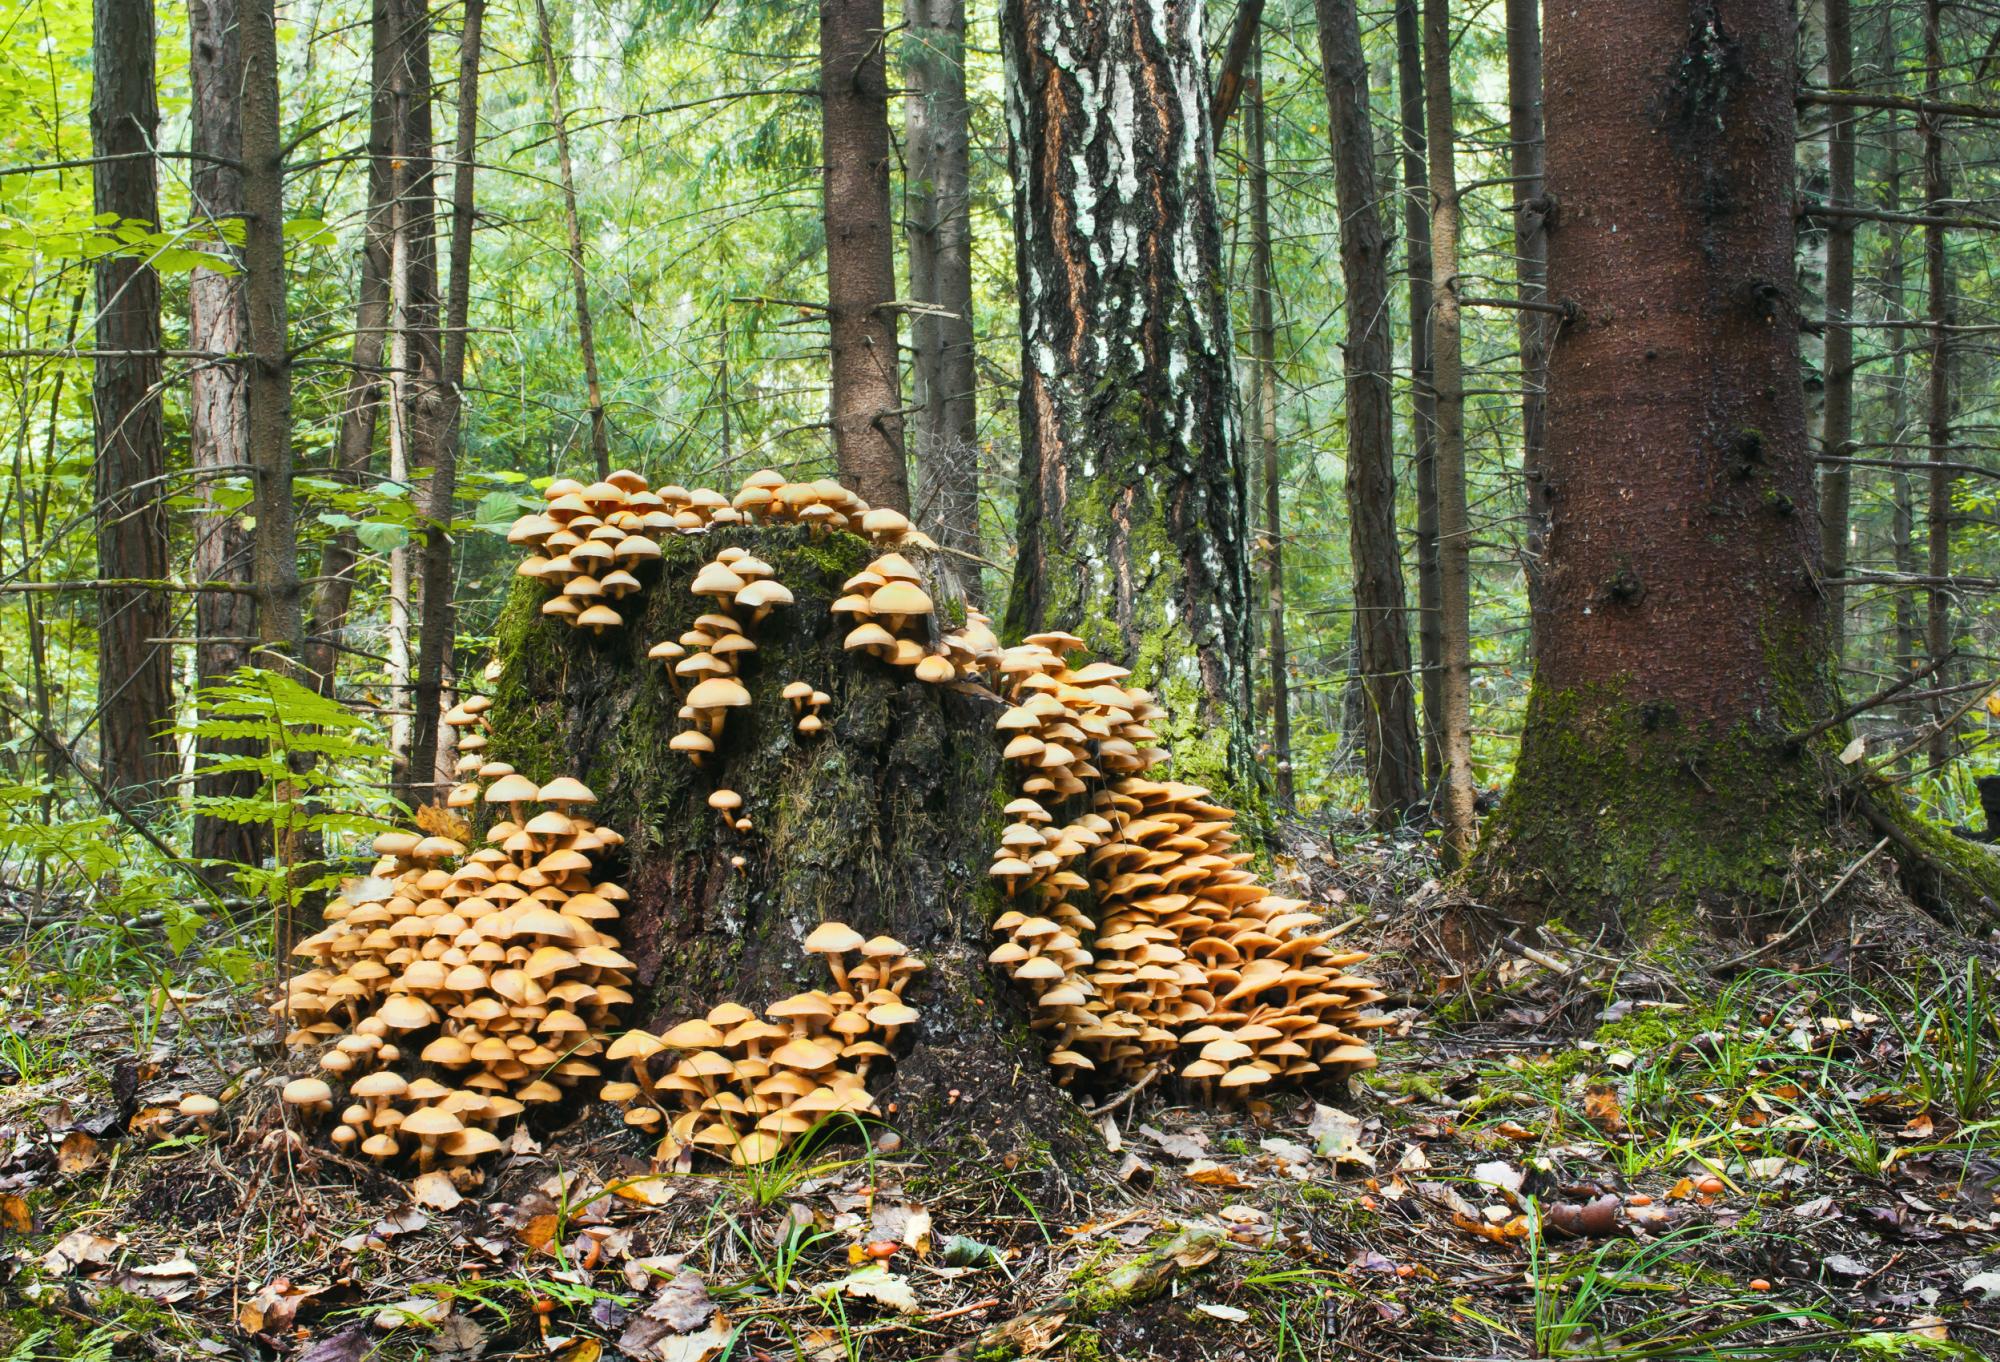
[940, 1223, 1225, 1362]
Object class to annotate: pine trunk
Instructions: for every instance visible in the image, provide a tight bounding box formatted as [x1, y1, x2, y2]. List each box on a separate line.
[1475, 0, 1834, 934]
[1921, 0, 1953, 770]
[1393, 0, 1442, 787]
[1245, 37, 1293, 811]
[305, 0, 398, 698]
[903, 0, 982, 597]
[999, 0, 1253, 788]
[1505, 0, 1550, 623]
[484, 531, 1077, 1140]
[822, 0, 909, 513]
[91, 0, 172, 808]
[1313, 0, 1422, 825]
[1817, 0, 1854, 673]
[187, 0, 265, 869]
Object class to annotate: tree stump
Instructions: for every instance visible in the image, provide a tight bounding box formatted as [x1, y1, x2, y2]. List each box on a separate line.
[484, 527, 1081, 1144]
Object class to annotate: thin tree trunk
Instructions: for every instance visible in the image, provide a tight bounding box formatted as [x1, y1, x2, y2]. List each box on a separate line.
[1000, 0, 1253, 783]
[1394, 0, 1442, 787]
[242, 0, 306, 948]
[187, 0, 264, 869]
[1246, 35, 1293, 811]
[1818, 0, 1855, 674]
[823, 0, 909, 511]
[1882, 42, 1919, 755]
[90, 0, 171, 809]
[534, 0, 609, 479]
[1423, 0, 1476, 861]
[1922, 0, 1953, 769]
[903, 0, 981, 594]
[1315, 0, 1422, 824]
[405, 0, 483, 808]
[304, 0, 398, 697]
[1505, 0, 1549, 623]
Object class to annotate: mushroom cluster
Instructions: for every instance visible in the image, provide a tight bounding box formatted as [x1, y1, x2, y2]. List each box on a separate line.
[650, 546, 797, 765]
[600, 922, 923, 1166]
[982, 637, 1387, 1092]
[508, 468, 673, 635]
[277, 780, 634, 1175]
[832, 554, 1000, 684]
[441, 683, 503, 809]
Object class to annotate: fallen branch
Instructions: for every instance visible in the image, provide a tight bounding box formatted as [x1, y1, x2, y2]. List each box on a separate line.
[1852, 796, 2000, 928]
[1710, 837, 1891, 975]
[1085, 1060, 1167, 1119]
[1783, 650, 1954, 749]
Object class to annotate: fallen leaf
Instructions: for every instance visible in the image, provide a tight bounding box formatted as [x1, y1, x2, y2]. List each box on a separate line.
[297, 1326, 372, 1362]
[1825, 1254, 1870, 1278]
[1308, 1105, 1374, 1167]
[1258, 1137, 1314, 1166]
[1583, 1085, 1624, 1134]
[57, 1130, 101, 1175]
[654, 1322, 735, 1362]
[44, 1228, 119, 1275]
[374, 1298, 451, 1331]
[410, 1172, 462, 1212]
[816, 1265, 920, 1313]
[1183, 1160, 1243, 1187]
[610, 1176, 678, 1207]
[1138, 1124, 1208, 1160]
[1473, 1160, 1525, 1196]
[517, 1212, 561, 1253]
[1193, 1303, 1248, 1322]
[1962, 1270, 2000, 1303]
[0, 1193, 30, 1234]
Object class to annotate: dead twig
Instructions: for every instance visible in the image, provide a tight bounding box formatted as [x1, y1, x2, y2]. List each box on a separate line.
[1709, 837, 1891, 974]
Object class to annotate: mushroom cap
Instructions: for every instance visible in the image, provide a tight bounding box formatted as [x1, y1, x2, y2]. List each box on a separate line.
[485, 774, 541, 804]
[178, 1094, 220, 1117]
[708, 789, 743, 812]
[400, 1106, 465, 1138]
[686, 677, 752, 710]
[803, 921, 865, 955]
[538, 776, 597, 804]
[661, 1018, 728, 1049]
[282, 1077, 333, 1106]
[870, 581, 933, 617]
[605, 1029, 669, 1061]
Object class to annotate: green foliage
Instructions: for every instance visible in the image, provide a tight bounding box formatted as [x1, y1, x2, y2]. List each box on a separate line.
[174, 667, 400, 910]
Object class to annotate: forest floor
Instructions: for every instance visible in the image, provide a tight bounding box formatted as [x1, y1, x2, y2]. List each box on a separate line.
[2, 824, 1998, 1362]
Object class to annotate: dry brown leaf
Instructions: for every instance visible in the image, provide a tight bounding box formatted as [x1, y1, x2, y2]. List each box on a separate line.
[1583, 1085, 1624, 1135]
[57, 1130, 101, 1175]
[1183, 1160, 1243, 1187]
[517, 1213, 562, 1253]
[0, 1193, 31, 1235]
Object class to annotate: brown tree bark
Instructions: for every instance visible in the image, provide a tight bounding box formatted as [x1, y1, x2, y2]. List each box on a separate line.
[1817, 0, 1855, 673]
[1921, 0, 1953, 769]
[533, 0, 609, 480]
[1475, 0, 1836, 934]
[1314, 0, 1422, 825]
[823, 0, 908, 512]
[1505, 0, 1550, 623]
[90, 0, 172, 809]
[903, 0, 981, 594]
[1422, 0, 1477, 861]
[242, 0, 306, 946]
[1245, 36, 1293, 811]
[305, 0, 398, 698]
[1394, 0, 1442, 787]
[999, 0, 1253, 784]
[405, 0, 481, 808]
[187, 0, 264, 869]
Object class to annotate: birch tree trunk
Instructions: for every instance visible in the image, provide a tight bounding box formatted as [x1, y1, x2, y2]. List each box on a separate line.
[1423, 0, 1477, 861]
[1314, 0, 1422, 825]
[999, 0, 1254, 786]
[903, 0, 981, 596]
[90, 0, 172, 808]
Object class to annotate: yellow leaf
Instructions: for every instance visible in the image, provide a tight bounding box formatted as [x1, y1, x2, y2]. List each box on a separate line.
[0, 1194, 30, 1234]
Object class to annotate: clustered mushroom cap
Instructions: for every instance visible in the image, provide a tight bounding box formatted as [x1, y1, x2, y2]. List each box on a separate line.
[981, 639, 1384, 1091]
[600, 923, 922, 1166]
[279, 774, 633, 1177]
